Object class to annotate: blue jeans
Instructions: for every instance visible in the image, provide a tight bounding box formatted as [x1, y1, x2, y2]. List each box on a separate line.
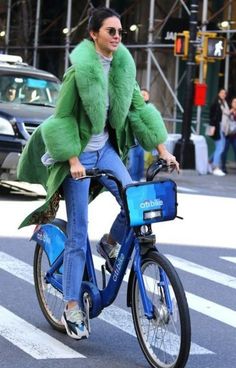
[212, 130, 226, 167]
[62, 141, 133, 303]
[221, 135, 236, 171]
[128, 144, 144, 181]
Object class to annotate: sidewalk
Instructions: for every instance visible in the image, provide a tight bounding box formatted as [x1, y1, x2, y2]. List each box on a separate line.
[154, 163, 236, 198]
[1, 162, 235, 199]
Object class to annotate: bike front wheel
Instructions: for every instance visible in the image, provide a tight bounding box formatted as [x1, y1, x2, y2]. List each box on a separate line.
[33, 243, 65, 332]
[131, 250, 191, 368]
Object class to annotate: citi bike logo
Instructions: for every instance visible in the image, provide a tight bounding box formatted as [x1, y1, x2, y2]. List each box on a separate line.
[113, 253, 125, 282]
[140, 198, 163, 209]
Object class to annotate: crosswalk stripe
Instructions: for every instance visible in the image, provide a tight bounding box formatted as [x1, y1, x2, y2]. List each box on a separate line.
[220, 256, 236, 265]
[166, 254, 236, 289]
[93, 255, 236, 329]
[177, 186, 199, 193]
[0, 251, 213, 355]
[100, 304, 213, 355]
[0, 305, 85, 359]
[186, 292, 236, 328]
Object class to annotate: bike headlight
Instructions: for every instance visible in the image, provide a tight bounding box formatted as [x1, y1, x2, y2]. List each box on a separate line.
[0, 117, 15, 135]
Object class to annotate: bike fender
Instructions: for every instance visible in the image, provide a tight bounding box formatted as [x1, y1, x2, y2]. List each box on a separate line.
[31, 222, 67, 265]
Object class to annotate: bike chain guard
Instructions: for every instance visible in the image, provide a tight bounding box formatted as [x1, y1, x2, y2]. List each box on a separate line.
[80, 281, 102, 319]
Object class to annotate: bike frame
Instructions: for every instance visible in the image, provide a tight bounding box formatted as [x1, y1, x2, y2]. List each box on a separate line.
[35, 220, 173, 320]
[32, 162, 192, 368]
[34, 163, 176, 320]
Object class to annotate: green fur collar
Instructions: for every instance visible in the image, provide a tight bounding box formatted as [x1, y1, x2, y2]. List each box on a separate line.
[69, 39, 136, 132]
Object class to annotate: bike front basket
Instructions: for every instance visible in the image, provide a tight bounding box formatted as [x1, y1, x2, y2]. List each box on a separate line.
[124, 179, 177, 227]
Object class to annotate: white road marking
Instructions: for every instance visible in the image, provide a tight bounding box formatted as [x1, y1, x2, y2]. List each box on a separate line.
[220, 257, 236, 265]
[100, 304, 213, 355]
[93, 255, 236, 329]
[0, 251, 213, 355]
[166, 254, 236, 289]
[0, 306, 85, 359]
[177, 186, 199, 193]
[186, 293, 236, 328]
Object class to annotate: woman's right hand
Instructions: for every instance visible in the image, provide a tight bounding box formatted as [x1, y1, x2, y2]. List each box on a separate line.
[69, 156, 86, 179]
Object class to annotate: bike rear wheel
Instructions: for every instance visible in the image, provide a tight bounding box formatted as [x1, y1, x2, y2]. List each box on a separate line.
[131, 250, 191, 368]
[33, 243, 65, 332]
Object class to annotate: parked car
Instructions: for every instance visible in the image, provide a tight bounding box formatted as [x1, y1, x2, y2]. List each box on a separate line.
[0, 54, 60, 181]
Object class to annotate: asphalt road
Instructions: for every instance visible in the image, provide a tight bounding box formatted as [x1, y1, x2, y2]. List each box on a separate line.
[0, 177, 235, 368]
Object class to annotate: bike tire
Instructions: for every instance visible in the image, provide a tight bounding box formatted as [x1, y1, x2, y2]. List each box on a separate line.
[33, 243, 66, 332]
[131, 250, 191, 368]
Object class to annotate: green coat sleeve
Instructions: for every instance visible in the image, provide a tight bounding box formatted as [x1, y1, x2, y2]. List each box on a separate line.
[128, 83, 168, 151]
[41, 67, 82, 161]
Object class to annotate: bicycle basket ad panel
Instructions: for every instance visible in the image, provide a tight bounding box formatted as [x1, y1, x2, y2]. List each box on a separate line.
[124, 180, 177, 226]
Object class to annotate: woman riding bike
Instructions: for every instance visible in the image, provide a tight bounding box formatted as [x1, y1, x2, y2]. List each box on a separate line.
[17, 7, 179, 340]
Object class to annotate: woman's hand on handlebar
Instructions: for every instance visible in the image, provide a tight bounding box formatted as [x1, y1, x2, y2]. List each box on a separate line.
[69, 156, 86, 179]
[156, 143, 180, 173]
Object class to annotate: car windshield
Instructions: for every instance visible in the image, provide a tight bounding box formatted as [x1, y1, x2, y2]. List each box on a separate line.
[0, 75, 60, 106]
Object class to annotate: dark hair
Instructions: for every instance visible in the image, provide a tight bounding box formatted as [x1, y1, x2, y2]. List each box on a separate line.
[6, 83, 17, 91]
[88, 7, 120, 33]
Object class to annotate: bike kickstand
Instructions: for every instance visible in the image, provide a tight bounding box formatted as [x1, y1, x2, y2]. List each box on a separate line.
[101, 264, 106, 289]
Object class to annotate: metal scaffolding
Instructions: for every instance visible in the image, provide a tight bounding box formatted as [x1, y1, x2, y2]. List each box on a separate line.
[1, 0, 235, 134]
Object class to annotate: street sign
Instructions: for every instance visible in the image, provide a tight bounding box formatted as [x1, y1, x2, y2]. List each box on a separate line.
[203, 36, 226, 59]
[174, 32, 189, 57]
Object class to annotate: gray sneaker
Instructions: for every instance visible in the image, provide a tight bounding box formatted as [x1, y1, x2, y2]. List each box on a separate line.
[96, 234, 120, 272]
[61, 304, 89, 340]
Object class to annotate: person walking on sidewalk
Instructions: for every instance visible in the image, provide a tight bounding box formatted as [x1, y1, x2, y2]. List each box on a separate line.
[221, 97, 236, 173]
[17, 7, 179, 340]
[209, 88, 229, 176]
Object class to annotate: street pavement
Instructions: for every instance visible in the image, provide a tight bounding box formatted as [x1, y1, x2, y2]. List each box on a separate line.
[157, 165, 236, 199]
[0, 171, 236, 368]
[0, 166, 235, 249]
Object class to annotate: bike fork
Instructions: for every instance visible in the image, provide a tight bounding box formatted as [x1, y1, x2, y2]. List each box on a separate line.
[133, 243, 154, 320]
[133, 245, 173, 319]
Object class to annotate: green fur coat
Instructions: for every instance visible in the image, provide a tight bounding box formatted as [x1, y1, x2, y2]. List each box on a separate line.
[17, 39, 168, 227]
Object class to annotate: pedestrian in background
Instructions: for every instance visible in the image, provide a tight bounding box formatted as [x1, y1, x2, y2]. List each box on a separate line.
[221, 97, 236, 173]
[208, 88, 229, 176]
[3, 83, 18, 102]
[127, 88, 149, 181]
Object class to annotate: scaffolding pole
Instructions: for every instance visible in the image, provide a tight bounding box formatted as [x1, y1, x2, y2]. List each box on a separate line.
[146, 0, 155, 91]
[65, 0, 72, 71]
[5, 0, 11, 53]
[33, 0, 41, 67]
[224, 0, 232, 91]
[174, 0, 198, 169]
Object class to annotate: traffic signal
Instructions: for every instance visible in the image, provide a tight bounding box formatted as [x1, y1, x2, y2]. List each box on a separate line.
[203, 36, 226, 59]
[174, 32, 189, 58]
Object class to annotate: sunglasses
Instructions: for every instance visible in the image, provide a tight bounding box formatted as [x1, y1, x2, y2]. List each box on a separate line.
[106, 27, 126, 37]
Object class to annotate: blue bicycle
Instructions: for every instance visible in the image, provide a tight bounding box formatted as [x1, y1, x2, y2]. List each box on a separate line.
[32, 159, 191, 368]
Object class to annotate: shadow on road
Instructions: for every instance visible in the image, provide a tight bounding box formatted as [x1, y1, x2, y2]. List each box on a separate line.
[0, 182, 45, 202]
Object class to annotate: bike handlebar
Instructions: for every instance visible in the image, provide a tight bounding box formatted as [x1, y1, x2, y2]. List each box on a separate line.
[145, 159, 175, 182]
[82, 159, 174, 192]
[84, 168, 124, 196]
